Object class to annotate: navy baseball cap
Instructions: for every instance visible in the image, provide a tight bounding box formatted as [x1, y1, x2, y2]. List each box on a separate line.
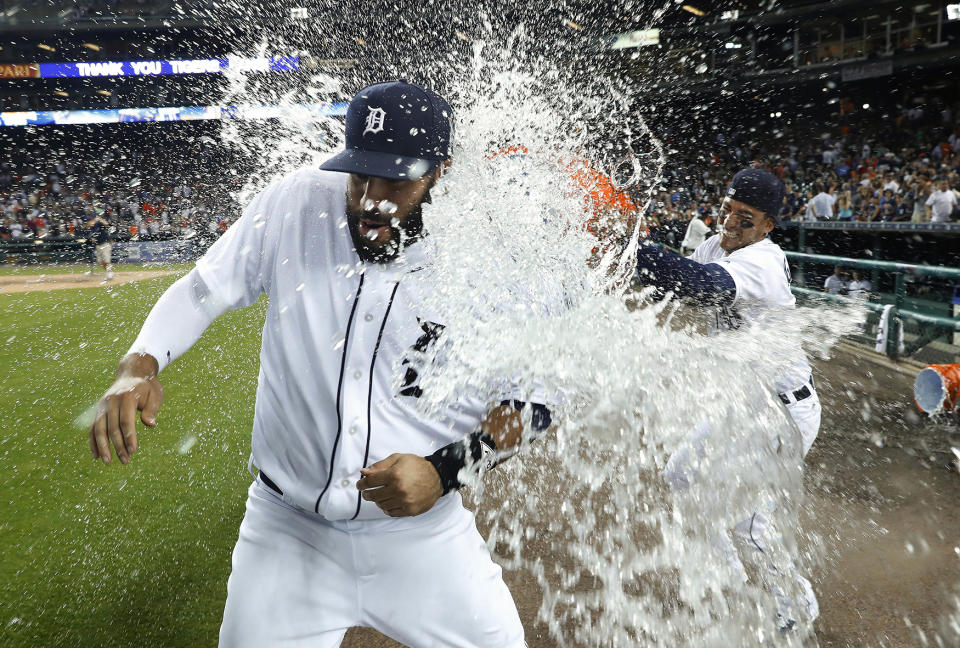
[319, 79, 453, 181]
[725, 168, 786, 224]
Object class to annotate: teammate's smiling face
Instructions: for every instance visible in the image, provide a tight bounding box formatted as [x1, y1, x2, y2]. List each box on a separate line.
[718, 197, 774, 253]
[345, 170, 440, 264]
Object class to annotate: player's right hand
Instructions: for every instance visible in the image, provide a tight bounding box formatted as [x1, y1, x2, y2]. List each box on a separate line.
[89, 354, 163, 465]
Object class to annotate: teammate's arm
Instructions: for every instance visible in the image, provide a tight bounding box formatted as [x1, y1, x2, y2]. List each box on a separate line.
[356, 402, 551, 517]
[634, 241, 736, 306]
[89, 269, 229, 464]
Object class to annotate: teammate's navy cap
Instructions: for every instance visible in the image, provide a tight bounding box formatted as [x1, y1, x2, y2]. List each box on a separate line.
[319, 79, 452, 181]
[725, 168, 786, 224]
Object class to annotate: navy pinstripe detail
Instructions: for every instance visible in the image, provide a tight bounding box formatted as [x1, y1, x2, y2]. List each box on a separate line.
[351, 280, 400, 520]
[315, 273, 366, 514]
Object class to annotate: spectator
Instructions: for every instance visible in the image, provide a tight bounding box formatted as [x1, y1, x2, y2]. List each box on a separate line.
[680, 213, 711, 255]
[925, 179, 958, 222]
[912, 179, 932, 222]
[836, 192, 854, 220]
[892, 194, 911, 221]
[824, 266, 847, 294]
[808, 183, 837, 220]
[847, 270, 872, 300]
[882, 173, 900, 194]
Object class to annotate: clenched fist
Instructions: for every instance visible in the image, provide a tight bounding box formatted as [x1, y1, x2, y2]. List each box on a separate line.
[356, 453, 444, 517]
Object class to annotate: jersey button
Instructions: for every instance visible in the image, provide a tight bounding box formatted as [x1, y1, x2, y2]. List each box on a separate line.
[349, 425, 358, 435]
[353, 370, 362, 379]
[364, 313, 374, 322]
[340, 479, 350, 488]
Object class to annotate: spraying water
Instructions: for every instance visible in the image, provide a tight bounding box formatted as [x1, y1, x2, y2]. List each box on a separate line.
[214, 21, 887, 647]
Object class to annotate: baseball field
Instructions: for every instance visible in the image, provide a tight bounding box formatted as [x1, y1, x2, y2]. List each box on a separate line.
[2, 266, 959, 647]
[1, 265, 262, 647]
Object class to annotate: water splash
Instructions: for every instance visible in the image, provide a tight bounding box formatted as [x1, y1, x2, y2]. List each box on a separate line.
[216, 19, 871, 647]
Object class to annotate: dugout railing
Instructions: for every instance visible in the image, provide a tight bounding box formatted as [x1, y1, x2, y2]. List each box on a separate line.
[785, 251, 960, 359]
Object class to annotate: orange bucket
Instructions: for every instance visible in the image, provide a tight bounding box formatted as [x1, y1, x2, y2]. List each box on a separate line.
[914, 364, 960, 413]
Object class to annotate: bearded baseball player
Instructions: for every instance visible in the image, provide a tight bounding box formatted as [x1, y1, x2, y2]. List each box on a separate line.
[634, 168, 820, 631]
[88, 79, 550, 647]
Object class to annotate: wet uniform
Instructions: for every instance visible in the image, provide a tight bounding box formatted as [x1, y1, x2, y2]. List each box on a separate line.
[129, 169, 527, 647]
[666, 232, 821, 625]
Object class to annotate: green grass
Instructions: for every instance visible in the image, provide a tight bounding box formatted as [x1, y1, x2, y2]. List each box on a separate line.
[0, 262, 194, 276]
[0, 276, 268, 647]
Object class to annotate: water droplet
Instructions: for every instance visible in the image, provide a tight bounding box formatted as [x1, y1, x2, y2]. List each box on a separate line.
[178, 434, 197, 454]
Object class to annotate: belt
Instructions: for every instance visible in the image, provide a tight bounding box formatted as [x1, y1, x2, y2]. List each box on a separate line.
[259, 471, 283, 496]
[779, 376, 815, 405]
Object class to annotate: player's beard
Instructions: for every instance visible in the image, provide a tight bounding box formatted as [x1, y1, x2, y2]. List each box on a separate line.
[346, 186, 431, 264]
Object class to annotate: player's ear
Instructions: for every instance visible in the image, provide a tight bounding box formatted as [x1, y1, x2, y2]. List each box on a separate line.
[761, 215, 776, 235]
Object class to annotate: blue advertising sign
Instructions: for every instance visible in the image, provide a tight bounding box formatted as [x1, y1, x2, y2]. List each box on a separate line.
[0, 102, 348, 127]
[36, 56, 299, 78]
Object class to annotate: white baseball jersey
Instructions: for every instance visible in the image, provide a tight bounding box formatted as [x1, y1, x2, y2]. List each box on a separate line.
[807, 192, 836, 219]
[195, 168, 497, 523]
[681, 217, 711, 251]
[823, 274, 845, 294]
[847, 279, 871, 300]
[690, 234, 812, 394]
[925, 189, 957, 222]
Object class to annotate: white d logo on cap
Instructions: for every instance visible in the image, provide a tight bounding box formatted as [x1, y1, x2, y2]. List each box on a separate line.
[363, 107, 386, 135]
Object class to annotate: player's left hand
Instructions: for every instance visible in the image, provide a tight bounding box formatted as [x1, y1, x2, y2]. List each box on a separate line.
[356, 453, 443, 517]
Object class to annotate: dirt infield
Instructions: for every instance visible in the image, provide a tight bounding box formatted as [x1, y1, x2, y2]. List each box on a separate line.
[0, 270, 178, 294]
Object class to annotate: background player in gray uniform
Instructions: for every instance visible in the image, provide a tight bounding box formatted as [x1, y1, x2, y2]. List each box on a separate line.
[87, 80, 549, 648]
[634, 168, 820, 631]
[85, 213, 114, 281]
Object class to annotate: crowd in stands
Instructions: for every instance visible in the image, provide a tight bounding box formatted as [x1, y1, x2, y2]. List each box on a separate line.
[645, 96, 960, 248]
[3, 96, 960, 255]
[0, 128, 243, 248]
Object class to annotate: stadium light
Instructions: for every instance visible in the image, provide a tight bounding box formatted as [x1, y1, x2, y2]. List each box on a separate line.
[96, 89, 112, 96]
[54, 90, 69, 97]
[290, 7, 308, 19]
[863, 103, 870, 109]
[37, 44, 56, 52]
[948, 4, 960, 20]
[682, 5, 706, 16]
[563, 19, 583, 30]
[82, 43, 101, 52]
[724, 42, 742, 49]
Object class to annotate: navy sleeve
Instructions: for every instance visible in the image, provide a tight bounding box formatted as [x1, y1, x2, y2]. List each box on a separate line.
[500, 399, 552, 432]
[635, 242, 736, 306]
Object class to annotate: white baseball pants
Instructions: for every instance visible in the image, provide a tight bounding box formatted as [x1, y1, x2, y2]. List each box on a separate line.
[219, 481, 525, 648]
[664, 389, 822, 623]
